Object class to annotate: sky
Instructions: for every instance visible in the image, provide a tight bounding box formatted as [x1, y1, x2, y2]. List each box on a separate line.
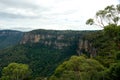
[0, 0, 119, 31]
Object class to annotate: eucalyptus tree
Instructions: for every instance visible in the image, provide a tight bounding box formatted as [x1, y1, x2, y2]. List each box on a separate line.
[86, 4, 120, 27]
[50, 56, 105, 80]
[0, 63, 32, 80]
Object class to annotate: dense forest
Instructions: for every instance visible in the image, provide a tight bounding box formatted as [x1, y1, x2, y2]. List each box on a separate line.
[0, 4, 120, 80]
[0, 30, 89, 79]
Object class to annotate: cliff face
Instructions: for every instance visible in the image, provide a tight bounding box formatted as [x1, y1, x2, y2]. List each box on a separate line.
[20, 29, 97, 56]
[0, 30, 23, 49]
[0, 29, 97, 56]
[0, 29, 98, 77]
[20, 30, 82, 49]
[77, 39, 97, 57]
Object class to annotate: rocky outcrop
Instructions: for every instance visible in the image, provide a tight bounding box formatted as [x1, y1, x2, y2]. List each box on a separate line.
[20, 33, 41, 44]
[77, 39, 97, 57]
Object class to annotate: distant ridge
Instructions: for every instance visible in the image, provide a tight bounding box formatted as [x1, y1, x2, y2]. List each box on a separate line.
[0, 30, 23, 49]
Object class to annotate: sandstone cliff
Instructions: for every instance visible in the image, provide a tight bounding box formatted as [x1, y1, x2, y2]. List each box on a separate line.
[77, 39, 97, 57]
[20, 29, 97, 56]
[20, 30, 82, 49]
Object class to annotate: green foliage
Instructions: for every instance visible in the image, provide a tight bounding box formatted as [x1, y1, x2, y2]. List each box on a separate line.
[85, 16, 120, 79]
[84, 26, 120, 67]
[103, 62, 120, 80]
[116, 51, 120, 60]
[86, 18, 94, 25]
[0, 42, 78, 78]
[85, 4, 120, 68]
[104, 24, 120, 48]
[35, 77, 47, 80]
[0, 63, 31, 80]
[108, 62, 120, 80]
[1, 25, 120, 80]
[104, 24, 120, 38]
[50, 56, 105, 80]
[104, 24, 117, 37]
[86, 4, 120, 27]
[0, 30, 91, 78]
[0, 44, 62, 78]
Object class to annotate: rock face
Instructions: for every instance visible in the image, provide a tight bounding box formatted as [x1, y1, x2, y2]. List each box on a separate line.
[0, 29, 97, 57]
[77, 39, 97, 57]
[20, 29, 97, 57]
[20, 30, 82, 49]
[0, 29, 97, 56]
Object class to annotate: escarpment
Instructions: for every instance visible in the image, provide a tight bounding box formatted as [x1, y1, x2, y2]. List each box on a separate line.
[20, 30, 97, 56]
[20, 30, 81, 49]
[77, 39, 97, 57]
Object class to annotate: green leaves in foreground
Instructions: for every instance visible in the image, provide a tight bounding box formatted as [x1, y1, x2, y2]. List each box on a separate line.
[0, 63, 32, 80]
[50, 56, 105, 80]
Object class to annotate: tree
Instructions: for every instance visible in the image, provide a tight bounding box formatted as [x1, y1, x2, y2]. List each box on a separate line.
[109, 62, 120, 80]
[86, 4, 120, 27]
[50, 56, 105, 80]
[103, 62, 120, 80]
[0, 63, 32, 80]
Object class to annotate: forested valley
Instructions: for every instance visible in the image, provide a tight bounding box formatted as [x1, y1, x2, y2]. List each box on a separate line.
[0, 4, 120, 80]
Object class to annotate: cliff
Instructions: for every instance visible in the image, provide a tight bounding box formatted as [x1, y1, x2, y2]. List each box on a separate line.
[20, 29, 97, 56]
[77, 39, 97, 57]
[0, 29, 96, 56]
[20, 29, 83, 50]
[0, 29, 98, 77]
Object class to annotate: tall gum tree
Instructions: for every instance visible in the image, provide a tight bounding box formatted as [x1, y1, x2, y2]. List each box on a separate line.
[86, 4, 120, 28]
[0, 63, 32, 80]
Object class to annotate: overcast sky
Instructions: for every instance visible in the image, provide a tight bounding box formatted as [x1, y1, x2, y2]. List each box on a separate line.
[0, 0, 119, 31]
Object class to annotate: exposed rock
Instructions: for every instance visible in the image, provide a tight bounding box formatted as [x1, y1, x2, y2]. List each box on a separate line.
[20, 30, 96, 55]
[34, 35, 40, 43]
[77, 39, 97, 57]
[54, 41, 69, 49]
[57, 35, 64, 40]
[20, 30, 82, 50]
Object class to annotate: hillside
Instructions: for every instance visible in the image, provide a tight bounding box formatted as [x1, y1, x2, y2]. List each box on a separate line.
[0, 30, 23, 49]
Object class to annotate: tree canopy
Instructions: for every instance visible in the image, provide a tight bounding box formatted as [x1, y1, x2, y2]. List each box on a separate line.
[86, 4, 120, 27]
[50, 56, 105, 80]
[0, 63, 32, 80]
